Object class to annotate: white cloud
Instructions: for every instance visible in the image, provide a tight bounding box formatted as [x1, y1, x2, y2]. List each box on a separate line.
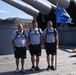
[0, 10, 9, 13]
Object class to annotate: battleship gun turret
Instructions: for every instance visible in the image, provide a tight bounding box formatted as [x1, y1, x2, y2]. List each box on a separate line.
[2, 0, 58, 30]
[22, 0, 58, 29]
[2, 0, 46, 30]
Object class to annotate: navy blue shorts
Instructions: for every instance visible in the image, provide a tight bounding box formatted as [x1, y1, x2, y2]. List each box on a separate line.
[45, 42, 56, 55]
[29, 44, 41, 56]
[14, 46, 26, 59]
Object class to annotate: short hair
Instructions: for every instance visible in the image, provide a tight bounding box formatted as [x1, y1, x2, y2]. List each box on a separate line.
[32, 20, 37, 23]
[17, 24, 23, 27]
[47, 21, 53, 26]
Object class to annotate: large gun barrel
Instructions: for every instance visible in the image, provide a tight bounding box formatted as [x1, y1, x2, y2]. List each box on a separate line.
[2, 0, 57, 29]
[2, 0, 39, 18]
[2, 0, 50, 30]
[22, 0, 52, 15]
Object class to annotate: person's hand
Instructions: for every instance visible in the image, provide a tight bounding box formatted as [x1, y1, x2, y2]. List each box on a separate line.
[41, 43, 44, 49]
[26, 46, 29, 50]
[56, 45, 59, 49]
[13, 47, 16, 51]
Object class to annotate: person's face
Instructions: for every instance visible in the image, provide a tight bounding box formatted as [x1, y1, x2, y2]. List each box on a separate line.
[47, 21, 53, 28]
[18, 24, 23, 32]
[32, 22, 38, 28]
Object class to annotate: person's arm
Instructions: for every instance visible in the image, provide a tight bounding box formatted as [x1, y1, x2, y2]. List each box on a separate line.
[39, 28, 44, 48]
[12, 39, 16, 51]
[26, 29, 30, 50]
[26, 37, 29, 50]
[42, 34, 45, 48]
[39, 29, 43, 48]
[12, 31, 16, 51]
[41, 29, 46, 48]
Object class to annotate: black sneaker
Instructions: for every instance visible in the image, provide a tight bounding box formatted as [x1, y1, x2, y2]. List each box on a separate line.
[31, 66, 35, 71]
[50, 65, 55, 70]
[46, 65, 50, 71]
[35, 66, 40, 71]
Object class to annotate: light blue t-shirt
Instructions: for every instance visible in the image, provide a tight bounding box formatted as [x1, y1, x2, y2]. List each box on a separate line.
[43, 28, 56, 43]
[12, 30, 28, 47]
[27, 27, 42, 44]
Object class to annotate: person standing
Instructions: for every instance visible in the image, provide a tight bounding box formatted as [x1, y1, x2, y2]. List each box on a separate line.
[12, 24, 28, 73]
[43, 21, 59, 70]
[27, 20, 43, 71]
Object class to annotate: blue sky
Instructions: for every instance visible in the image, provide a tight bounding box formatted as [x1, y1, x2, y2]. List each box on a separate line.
[0, 0, 51, 19]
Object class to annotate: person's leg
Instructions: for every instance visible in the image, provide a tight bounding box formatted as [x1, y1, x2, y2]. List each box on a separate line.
[14, 47, 20, 72]
[35, 44, 41, 71]
[36, 56, 39, 66]
[30, 55, 36, 71]
[35, 56, 40, 71]
[46, 55, 51, 70]
[50, 55, 55, 70]
[21, 58, 26, 72]
[20, 47, 26, 72]
[47, 55, 50, 66]
[16, 58, 19, 68]
[21, 47, 26, 69]
[45, 43, 51, 70]
[15, 58, 19, 72]
[50, 43, 56, 70]
[51, 55, 54, 66]
[21, 58, 24, 68]
[31, 55, 35, 66]
[29, 44, 35, 71]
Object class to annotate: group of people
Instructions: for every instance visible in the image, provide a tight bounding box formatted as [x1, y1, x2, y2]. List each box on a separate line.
[12, 20, 59, 73]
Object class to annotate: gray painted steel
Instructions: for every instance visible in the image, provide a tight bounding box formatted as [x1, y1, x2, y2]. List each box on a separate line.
[22, 0, 52, 15]
[0, 24, 17, 55]
[2, 0, 39, 18]
[59, 30, 76, 46]
[74, 0, 76, 4]
[48, 0, 70, 9]
[58, 24, 76, 46]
